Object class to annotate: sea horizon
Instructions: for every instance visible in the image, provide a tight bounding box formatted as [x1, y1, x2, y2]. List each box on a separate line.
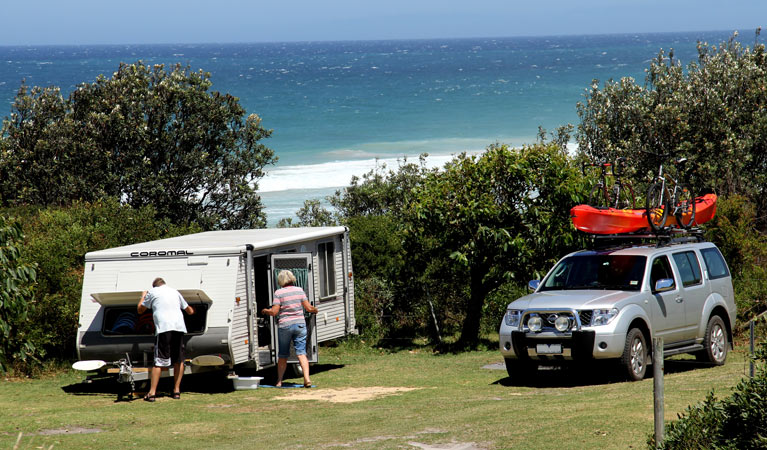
[0, 30, 742, 224]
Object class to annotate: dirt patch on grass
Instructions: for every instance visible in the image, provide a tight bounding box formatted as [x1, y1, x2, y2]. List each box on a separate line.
[408, 442, 485, 450]
[36, 427, 102, 435]
[277, 386, 420, 403]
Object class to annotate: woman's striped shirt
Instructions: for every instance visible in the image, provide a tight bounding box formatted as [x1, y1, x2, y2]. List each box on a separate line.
[273, 285, 308, 327]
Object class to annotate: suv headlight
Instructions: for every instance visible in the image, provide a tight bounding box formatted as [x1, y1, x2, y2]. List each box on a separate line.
[591, 308, 619, 326]
[504, 309, 522, 328]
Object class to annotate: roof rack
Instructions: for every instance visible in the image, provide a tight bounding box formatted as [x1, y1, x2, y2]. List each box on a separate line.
[587, 228, 706, 250]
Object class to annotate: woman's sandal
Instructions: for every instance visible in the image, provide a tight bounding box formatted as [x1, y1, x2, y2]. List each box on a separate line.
[172, 392, 181, 399]
[143, 394, 156, 402]
[303, 381, 313, 388]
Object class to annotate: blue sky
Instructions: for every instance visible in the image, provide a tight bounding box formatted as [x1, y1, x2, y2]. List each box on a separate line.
[1, 0, 764, 45]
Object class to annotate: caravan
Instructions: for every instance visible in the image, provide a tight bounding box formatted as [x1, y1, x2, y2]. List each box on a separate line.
[74, 227, 355, 385]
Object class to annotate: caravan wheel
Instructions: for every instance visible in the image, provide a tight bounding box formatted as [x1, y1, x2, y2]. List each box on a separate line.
[290, 363, 304, 377]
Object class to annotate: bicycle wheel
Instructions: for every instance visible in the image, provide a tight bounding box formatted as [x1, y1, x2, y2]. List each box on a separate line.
[589, 184, 610, 209]
[614, 182, 636, 210]
[674, 183, 696, 229]
[646, 183, 669, 232]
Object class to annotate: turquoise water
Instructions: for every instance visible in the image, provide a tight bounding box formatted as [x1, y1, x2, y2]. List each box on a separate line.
[0, 31, 735, 223]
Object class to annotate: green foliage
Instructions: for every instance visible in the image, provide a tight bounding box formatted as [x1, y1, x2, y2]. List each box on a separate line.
[1, 62, 276, 229]
[352, 276, 396, 340]
[703, 195, 767, 322]
[8, 198, 200, 363]
[577, 30, 767, 225]
[330, 155, 436, 219]
[0, 215, 39, 373]
[653, 344, 767, 449]
[481, 282, 528, 335]
[276, 199, 336, 228]
[404, 143, 587, 346]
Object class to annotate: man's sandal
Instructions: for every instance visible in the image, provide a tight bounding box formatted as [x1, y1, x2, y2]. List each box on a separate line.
[172, 392, 181, 399]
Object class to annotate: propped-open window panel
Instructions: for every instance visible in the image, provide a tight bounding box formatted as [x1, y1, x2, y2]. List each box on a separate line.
[318, 241, 337, 299]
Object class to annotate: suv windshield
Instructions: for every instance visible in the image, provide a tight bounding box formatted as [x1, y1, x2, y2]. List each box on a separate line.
[540, 254, 647, 291]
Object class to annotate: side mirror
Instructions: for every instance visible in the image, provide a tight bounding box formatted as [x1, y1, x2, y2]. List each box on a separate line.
[654, 278, 674, 292]
[528, 280, 541, 292]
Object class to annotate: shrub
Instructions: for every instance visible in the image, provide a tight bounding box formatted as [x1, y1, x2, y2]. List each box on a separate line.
[8, 198, 200, 364]
[0, 215, 39, 373]
[652, 342, 767, 449]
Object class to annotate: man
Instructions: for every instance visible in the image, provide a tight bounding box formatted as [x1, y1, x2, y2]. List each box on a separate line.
[137, 277, 194, 402]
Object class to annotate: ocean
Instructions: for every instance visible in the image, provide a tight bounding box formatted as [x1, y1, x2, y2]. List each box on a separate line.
[0, 31, 737, 224]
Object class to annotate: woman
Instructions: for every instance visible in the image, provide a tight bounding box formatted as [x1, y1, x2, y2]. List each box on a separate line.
[260, 269, 318, 387]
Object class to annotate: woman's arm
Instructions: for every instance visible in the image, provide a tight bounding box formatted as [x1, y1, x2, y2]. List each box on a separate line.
[302, 300, 318, 314]
[261, 304, 280, 316]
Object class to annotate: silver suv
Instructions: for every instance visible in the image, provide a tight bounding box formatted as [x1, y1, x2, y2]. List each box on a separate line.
[498, 238, 735, 381]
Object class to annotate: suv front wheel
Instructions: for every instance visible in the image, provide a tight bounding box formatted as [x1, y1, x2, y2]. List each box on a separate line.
[696, 315, 728, 365]
[620, 328, 648, 381]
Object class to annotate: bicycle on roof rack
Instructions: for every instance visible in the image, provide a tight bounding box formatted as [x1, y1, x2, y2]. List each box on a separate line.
[582, 157, 636, 210]
[643, 151, 696, 233]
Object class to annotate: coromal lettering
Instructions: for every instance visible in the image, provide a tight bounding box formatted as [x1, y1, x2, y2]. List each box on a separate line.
[129, 250, 195, 258]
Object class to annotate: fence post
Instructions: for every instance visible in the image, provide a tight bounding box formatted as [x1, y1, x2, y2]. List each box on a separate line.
[653, 337, 664, 448]
[751, 320, 755, 378]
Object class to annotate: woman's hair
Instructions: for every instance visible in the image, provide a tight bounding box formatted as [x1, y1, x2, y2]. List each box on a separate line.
[277, 270, 297, 287]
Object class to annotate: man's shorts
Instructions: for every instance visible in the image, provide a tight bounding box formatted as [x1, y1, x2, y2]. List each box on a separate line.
[154, 331, 185, 367]
[277, 323, 307, 359]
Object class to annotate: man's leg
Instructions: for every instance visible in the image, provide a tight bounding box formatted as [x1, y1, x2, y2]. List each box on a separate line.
[148, 366, 161, 396]
[172, 362, 183, 394]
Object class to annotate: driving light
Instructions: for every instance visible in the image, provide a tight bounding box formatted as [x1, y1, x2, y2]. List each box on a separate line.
[554, 315, 571, 332]
[528, 315, 543, 332]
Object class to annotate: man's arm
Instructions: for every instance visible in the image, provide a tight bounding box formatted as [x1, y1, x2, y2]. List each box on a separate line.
[185, 305, 195, 315]
[137, 291, 148, 314]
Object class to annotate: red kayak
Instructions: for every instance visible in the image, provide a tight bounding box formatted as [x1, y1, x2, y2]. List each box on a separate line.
[570, 194, 717, 235]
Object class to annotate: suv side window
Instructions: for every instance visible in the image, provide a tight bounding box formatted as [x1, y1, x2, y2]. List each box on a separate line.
[650, 255, 676, 293]
[672, 251, 702, 287]
[700, 247, 730, 280]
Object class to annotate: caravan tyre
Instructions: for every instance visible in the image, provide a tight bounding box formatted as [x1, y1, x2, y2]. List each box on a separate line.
[290, 363, 304, 377]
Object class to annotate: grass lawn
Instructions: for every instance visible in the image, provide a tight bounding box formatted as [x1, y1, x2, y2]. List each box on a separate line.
[0, 341, 752, 449]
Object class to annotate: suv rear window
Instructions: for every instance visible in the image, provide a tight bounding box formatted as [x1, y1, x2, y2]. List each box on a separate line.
[700, 247, 730, 280]
[673, 251, 702, 287]
[540, 254, 646, 291]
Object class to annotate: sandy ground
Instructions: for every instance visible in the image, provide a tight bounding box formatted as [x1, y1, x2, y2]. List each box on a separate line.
[275, 386, 420, 403]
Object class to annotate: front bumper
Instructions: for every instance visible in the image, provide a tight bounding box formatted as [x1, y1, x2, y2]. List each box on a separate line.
[511, 330, 595, 361]
[499, 326, 627, 360]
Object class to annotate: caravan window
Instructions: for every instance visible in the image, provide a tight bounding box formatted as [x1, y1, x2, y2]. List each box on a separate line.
[318, 241, 336, 298]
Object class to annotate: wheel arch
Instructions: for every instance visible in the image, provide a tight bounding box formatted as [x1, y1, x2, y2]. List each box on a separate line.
[708, 305, 733, 350]
[627, 317, 653, 358]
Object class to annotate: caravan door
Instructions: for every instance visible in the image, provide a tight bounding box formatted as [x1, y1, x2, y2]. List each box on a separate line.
[270, 253, 318, 363]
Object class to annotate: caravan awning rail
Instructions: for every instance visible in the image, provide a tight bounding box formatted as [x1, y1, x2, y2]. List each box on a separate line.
[85, 227, 349, 260]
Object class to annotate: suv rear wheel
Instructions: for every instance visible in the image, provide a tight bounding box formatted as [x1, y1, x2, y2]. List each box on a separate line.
[620, 328, 648, 381]
[696, 315, 728, 365]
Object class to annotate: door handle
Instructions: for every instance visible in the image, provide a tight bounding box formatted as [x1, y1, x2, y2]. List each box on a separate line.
[675, 296, 684, 303]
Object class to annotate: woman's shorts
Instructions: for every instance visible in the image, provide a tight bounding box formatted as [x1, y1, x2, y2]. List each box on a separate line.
[277, 323, 307, 358]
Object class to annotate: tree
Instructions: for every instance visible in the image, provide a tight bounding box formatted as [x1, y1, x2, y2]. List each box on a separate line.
[15, 198, 200, 362]
[0, 215, 39, 373]
[404, 143, 587, 346]
[1, 62, 276, 229]
[276, 199, 336, 228]
[576, 30, 767, 227]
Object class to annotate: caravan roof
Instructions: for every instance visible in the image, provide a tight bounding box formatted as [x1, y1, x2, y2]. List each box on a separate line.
[85, 226, 348, 260]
